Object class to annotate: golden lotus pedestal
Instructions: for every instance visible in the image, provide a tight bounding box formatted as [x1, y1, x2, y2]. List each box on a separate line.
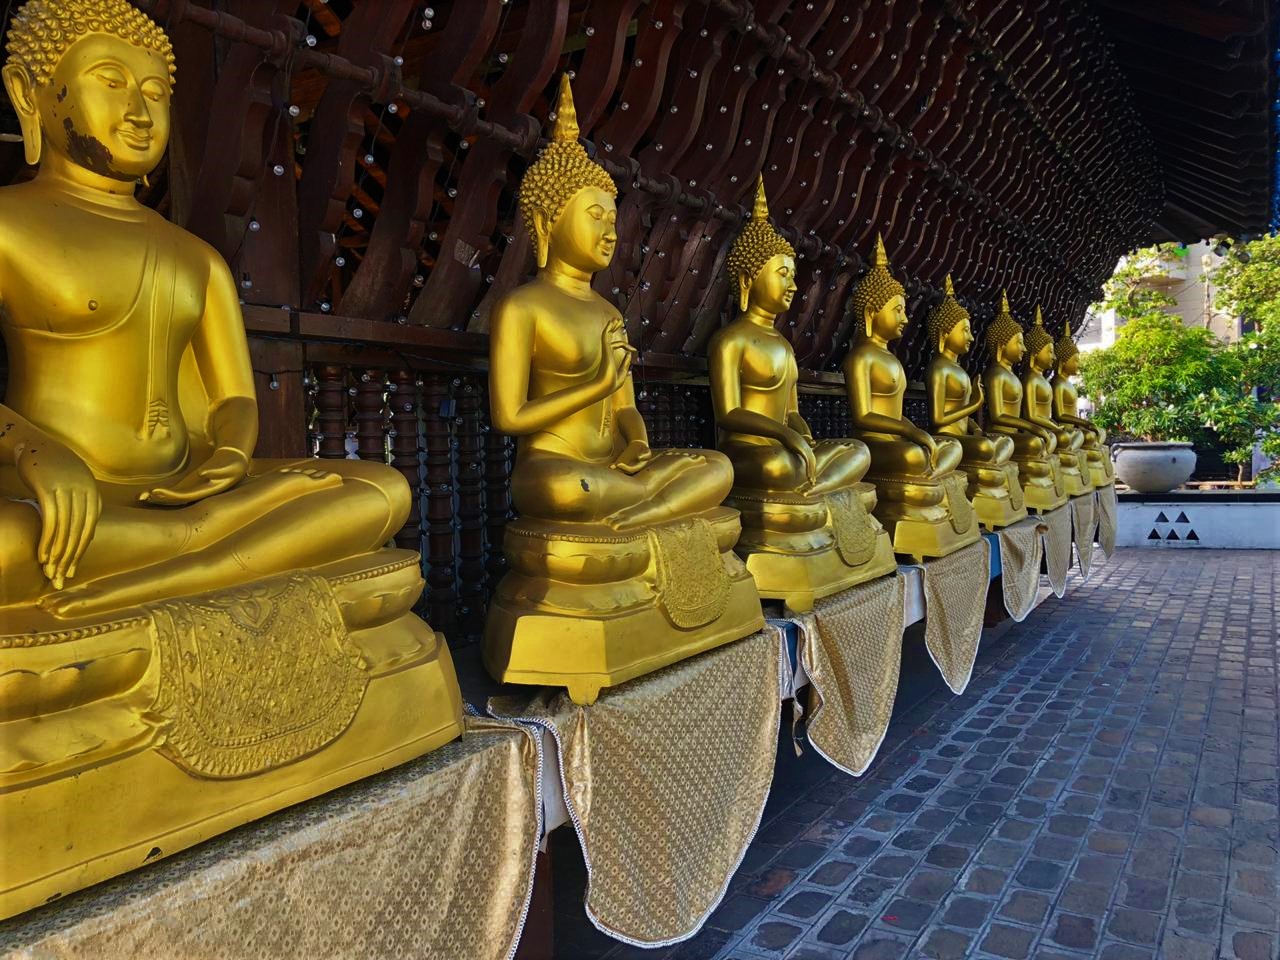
[725, 483, 896, 613]
[961, 461, 1029, 531]
[483, 507, 764, 706]
[0, 549, 464, 921]
[864, 470, 982, 561]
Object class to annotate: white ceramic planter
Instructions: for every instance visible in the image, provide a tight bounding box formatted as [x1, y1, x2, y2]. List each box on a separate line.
[1112, 442, 1197, 493]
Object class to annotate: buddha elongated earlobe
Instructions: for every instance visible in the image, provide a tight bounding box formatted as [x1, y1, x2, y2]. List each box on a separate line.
[2, 65, 41, 166]
[738, 274, 751, 313]
[533, 211, 551, 269]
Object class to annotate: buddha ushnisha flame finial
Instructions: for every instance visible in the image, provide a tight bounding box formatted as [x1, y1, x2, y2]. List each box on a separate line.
[725, 175, 796, 288]
[518, 73, 617, 267]
[849, 233, 906, 335]
[1024, 305, 1054, 358]
[927, 274, 970, 349]
[986, 288, 1023, 353]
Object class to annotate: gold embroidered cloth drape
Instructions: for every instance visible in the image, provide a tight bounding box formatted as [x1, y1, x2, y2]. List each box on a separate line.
[794, 574, 906, 777]
[920, 540, 991, 695]
[1040, 504, 1072, 597]
[1096, 483, 1118, 557]
[0, 717, 540, 960]
[1071, 493, 1097, 578]
[491, 629, 784, 947]
[996, 517, 1047, 622]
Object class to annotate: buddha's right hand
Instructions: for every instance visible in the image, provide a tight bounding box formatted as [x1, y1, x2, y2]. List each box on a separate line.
[596, 318, 635, 394]
[15, 438, 102, 589]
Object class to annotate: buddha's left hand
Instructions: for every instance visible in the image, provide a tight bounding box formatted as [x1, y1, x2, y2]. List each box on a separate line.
[139, 447, 250, 505]
[612, 440, 653, 475]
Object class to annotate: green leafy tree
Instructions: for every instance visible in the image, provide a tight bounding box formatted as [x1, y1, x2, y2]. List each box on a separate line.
[1212, 234, 1280, 332]
[1078, 313, 1219, 443]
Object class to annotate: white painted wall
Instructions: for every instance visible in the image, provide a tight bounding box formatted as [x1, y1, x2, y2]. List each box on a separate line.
[1118, 502, 1280, 549]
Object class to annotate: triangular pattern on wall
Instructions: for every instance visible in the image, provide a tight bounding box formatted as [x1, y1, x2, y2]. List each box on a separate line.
[1175, 512, 1190, 524]
[1186, 529, 1199, 541]
[1147, 529, 1161, 540]
[1155, 511, 1169, 523]
[1166, 530, 1180, 541]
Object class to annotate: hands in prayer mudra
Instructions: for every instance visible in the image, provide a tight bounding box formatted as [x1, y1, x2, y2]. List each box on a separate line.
[482, 76, 762, 705]
[0, 0, 461, 919]
[708, 177, 894, 610]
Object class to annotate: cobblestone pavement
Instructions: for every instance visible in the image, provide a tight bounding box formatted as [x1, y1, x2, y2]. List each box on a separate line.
[552, 549, 1279, 960]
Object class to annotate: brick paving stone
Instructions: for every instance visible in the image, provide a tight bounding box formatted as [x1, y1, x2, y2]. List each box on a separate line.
[574, 551, 1279, 960]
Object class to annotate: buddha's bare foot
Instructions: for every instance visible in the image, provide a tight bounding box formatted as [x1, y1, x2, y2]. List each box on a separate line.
[39, 577, 140, 619]
[261, 466, 343, 498]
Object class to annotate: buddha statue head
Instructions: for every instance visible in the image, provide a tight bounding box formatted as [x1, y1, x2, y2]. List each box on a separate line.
[518, 73, 618, 272]
[1024, 306, 1055, 373]
[986, 290, 1025, 365]
[3, 0, 175, 178]
[726, 175, 797, 315]
[850, 234, 907, 341]
[1055, 330, 1080, 378]
[926, 275, 973, 356]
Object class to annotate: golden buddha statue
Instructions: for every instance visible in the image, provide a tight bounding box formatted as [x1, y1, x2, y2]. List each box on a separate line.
[483, 75, 761, 705]
[981, 293, 1068, 512]
[1053, 331, 1114, 487]
[840, 237, 979, 559]
[924, 276, 1028, 529]
[708, 178, 894, 610]
[1023, 307, 1092, 497]
[0, 0, 462, 919]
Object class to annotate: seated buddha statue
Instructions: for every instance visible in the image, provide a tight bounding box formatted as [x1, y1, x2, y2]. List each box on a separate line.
[1023, 307, 1092, 497]
[981, 293, 1067, 512]
[840, 237, 979, 559]
[708, 177, 894, 610]
[0, 0, 461, 920]
[1053, 331, 1114, 487]
[484, 75, 761, 704]
[925, 276, 1028, 529]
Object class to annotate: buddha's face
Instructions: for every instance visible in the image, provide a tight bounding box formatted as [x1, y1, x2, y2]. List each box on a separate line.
[546, 186, 618, 273]
[29, 33, 172, 180]
[868, 295, 908, 341]
[745, 254, 797, 315]
[1059, 353, 1079, 378]
[1033, 342, 1055, 371]
[1000, 331, 1026, 365]
[942, 317, 973, 355]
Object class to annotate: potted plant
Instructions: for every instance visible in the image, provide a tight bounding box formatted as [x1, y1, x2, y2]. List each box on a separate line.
[1078, 313, 1217, 493]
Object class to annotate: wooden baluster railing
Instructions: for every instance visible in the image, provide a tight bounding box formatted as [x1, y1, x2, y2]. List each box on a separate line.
[483, 391, 514, 600]
[422, 374, 457, 637]
[354, 369, 387, 462]
[315, 364, 350, 459]
[455, 376, 487, 637]
[389, 370, 424, 552]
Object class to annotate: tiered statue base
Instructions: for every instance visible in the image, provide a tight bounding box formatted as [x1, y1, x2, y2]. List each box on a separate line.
[484, 507, 764, 705]
[1058, 451, 1094, 497]
[1086, 447, 1114, 488]
[864, 470, 982, 561]
[1011, 453, 1069, 513]
[725, 482, 896, 612]
[0, 548, 464, 921]
[960, 461, 1029, 530]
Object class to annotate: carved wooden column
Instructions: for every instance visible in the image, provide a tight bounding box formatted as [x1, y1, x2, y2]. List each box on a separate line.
[422, 374, 457, 637]
[315, 364, 350, 459]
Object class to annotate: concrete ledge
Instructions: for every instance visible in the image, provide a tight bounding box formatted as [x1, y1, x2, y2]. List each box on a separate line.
[1118, 497, 1280, 548]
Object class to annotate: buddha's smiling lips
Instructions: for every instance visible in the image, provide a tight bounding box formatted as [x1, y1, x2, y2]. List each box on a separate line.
[116, 130, 152, 150]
